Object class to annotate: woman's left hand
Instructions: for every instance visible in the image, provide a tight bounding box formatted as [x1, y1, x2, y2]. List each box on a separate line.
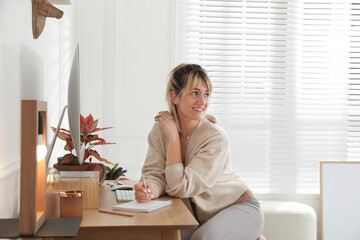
[155, 111, 179, 141]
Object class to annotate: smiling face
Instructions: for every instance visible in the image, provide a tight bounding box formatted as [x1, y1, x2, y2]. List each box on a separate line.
[172, 79, 210, 126]
[166, 64, 213, 131]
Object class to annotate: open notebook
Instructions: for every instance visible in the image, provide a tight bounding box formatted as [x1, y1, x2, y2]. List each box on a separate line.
[113, 200, 172, 213]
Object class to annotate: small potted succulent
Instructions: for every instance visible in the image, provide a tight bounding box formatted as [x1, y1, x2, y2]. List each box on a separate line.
[52, 114, 115, 183]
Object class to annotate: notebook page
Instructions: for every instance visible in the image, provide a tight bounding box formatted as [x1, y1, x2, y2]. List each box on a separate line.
[112, 200, 172, 213]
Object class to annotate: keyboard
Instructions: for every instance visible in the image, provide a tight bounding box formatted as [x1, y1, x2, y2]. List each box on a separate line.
[116, 190, 136, 201]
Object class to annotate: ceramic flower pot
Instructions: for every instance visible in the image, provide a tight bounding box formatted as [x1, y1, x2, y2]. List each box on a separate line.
[53, 162, 91, 171]
[87, 163, 106, 184]
[56, 156, 82, 165]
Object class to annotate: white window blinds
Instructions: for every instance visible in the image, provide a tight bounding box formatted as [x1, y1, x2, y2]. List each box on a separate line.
[176, 0, 359, 194]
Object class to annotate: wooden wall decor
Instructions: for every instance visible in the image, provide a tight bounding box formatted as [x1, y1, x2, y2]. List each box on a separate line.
[31, 0, 64, 39]
[19, 100, 47, 235]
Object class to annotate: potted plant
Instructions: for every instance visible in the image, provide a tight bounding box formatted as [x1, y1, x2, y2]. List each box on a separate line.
[51, 114, 115, 183]
[106, 163, 128, 180]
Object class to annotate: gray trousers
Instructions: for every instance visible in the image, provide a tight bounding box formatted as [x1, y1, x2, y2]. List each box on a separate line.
[181, 197, 264, 240]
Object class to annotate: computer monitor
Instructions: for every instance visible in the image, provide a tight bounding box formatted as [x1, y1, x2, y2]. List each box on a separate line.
[46, 43, 84, 166]
[67, 44, 83, 165]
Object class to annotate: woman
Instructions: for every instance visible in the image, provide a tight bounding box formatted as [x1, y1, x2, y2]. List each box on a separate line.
[134, 64, 264, 240]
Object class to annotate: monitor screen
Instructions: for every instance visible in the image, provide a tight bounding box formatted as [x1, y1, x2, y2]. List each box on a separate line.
[67, 44, 83, 165]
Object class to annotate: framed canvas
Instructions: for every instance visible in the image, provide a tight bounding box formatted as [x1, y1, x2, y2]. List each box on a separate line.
[320, 161, 360, 240]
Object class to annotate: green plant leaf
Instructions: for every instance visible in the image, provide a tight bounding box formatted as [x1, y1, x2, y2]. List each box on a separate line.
[112, 163, 119, 173]
[114, 167, 127, 177]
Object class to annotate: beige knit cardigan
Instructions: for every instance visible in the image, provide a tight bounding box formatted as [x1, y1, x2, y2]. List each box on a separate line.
[142, 117, 250, 224]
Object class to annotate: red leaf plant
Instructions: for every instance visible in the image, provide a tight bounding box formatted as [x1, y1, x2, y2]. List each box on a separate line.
[51, 114, 115, 165]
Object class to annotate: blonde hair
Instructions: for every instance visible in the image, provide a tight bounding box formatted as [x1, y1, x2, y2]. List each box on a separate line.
[166, 64, 217, 131]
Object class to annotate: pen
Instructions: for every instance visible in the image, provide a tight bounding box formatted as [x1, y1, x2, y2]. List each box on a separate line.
[98, 209, 134, 217]
[142, 173, 150, 200]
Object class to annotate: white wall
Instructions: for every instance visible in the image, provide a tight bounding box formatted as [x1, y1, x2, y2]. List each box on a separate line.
[0, 0, 73, 217]
[73, 0, 173, 180]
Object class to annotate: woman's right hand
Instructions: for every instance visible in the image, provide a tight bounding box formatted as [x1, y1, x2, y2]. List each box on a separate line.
[155, 111, 179, 141]
[134, 182, 156, 203]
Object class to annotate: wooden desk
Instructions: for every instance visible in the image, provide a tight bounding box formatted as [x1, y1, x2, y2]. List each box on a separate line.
[61, 181, 198, 240]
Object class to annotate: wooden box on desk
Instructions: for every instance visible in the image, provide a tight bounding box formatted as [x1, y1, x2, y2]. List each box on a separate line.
[49, 171, 99, 209]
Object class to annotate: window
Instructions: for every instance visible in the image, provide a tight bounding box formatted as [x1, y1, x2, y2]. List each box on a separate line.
[176, 0, 359, 194]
